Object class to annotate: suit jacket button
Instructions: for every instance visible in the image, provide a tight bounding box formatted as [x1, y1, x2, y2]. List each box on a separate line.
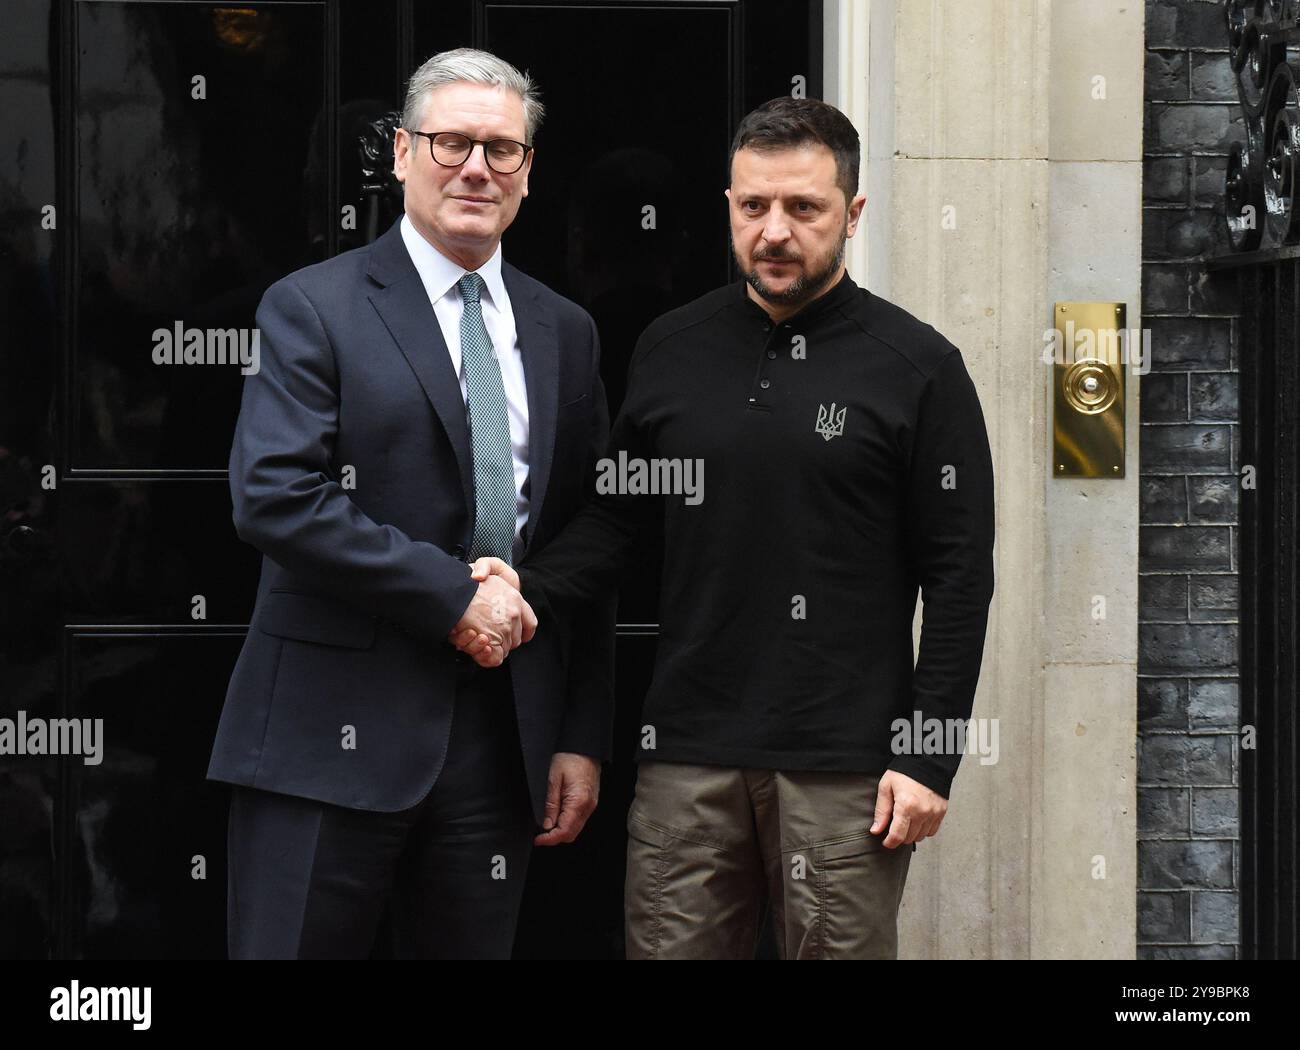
[453, 544, 467, 559]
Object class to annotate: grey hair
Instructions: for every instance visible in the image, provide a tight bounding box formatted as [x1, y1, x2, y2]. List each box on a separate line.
[401, 47, 543, 144]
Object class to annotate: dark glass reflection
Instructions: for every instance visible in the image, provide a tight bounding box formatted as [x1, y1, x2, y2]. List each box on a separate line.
[73, 2, 326, 471]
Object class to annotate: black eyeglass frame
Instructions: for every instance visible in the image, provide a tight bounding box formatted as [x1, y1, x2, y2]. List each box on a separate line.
[407, 129, 534, 174]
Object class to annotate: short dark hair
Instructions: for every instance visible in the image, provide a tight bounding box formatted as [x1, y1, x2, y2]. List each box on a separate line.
[728, 97, 860, 202]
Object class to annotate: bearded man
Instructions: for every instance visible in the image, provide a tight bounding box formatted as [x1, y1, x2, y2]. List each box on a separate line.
[457, 96, 996, 960]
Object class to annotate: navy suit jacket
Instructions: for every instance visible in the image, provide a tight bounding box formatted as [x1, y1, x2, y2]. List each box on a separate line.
[206, 216, 616, 824]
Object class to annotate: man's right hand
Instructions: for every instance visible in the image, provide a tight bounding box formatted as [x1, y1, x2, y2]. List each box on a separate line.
[468, 556, 519, 590]
[449, 571, 536, 668]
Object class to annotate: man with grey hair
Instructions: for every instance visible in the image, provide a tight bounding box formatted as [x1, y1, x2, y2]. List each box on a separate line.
[208, 47, 615, 958]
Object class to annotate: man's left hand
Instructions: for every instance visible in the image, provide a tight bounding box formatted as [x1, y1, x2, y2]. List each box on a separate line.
[534, 752, 600, 846]
[871, 769, 948, 848]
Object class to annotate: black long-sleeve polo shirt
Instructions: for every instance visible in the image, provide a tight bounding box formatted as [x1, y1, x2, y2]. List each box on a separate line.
[519, 270, 995, 798]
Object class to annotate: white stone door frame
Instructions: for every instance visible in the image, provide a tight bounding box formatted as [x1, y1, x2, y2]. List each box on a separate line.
[822, 0, 1143, 959]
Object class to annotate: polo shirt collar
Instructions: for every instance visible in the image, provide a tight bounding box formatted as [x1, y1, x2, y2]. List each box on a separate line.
[737, 266, 859, 326]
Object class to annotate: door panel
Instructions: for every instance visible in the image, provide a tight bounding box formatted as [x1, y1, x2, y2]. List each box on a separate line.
[72, 1, 327, 472]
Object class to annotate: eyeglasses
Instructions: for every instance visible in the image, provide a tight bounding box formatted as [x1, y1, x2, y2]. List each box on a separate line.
[408, 130, 532, 174]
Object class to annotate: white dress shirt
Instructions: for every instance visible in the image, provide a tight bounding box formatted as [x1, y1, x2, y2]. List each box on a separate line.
[400, 213, 530, 557]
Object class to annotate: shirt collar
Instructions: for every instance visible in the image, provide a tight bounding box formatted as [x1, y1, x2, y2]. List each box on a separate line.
[737, 267, 860, 326]
[400, 212, 507, 310]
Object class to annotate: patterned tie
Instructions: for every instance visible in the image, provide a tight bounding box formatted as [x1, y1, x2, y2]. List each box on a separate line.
[458, 272, 516, 565]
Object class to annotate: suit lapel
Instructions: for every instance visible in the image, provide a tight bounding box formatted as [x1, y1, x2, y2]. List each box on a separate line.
[503, 262, 558, 555]
[364, 220, 561, 554]
[365, 219, 475, 517]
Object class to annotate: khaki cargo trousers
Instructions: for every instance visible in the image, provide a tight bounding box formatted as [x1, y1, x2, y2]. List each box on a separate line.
[625, 761, 914, 960]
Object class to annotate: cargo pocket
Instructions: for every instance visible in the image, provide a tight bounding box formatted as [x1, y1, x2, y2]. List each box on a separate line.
[814, 831, 886, 863]
[804, 830, 909, 960]
[625, 814, 672, 959]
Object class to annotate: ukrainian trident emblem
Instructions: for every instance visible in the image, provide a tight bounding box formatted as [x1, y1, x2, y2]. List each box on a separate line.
[814, 402, 846, 441]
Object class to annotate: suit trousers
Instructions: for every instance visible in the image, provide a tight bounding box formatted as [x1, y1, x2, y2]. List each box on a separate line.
[226, 661, 535, 959]
[625, 761, 914, 960]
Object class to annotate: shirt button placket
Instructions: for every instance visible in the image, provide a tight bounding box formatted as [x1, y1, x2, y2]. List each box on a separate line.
[752, 315, 798, 404]
[751, 320, 781, 406]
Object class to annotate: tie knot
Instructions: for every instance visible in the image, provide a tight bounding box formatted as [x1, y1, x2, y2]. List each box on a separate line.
[457, 272, 485, 305]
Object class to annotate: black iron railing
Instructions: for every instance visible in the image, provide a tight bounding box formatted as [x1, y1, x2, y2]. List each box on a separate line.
[1212, 0, 1300, 962]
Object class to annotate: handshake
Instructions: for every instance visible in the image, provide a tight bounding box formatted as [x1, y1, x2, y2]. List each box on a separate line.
[447, 557, 534, 668]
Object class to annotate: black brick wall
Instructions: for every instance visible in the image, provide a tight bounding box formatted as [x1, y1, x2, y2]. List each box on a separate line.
[1140, 0, 1241, 959]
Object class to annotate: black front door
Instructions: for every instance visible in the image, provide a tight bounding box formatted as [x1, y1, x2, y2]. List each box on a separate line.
[0, 0, 821, 959]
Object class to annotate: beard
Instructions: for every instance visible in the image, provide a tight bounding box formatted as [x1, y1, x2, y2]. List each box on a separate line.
[735, 222, 848, 307]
